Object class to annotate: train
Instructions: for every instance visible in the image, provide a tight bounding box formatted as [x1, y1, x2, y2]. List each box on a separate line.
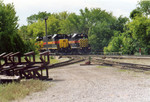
[36, 33, 91, 54]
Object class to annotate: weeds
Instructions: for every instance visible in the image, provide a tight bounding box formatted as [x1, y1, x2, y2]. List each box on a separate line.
[144, 71, 150, 74]
[97, 66, 109, 68]
[119, 69, 128, 72]
[0, 79, 49, 102]
[50, 58, 59, 64]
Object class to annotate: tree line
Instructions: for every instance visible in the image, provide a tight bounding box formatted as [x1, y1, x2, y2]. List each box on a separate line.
[0, 0, 150, 55]
[19, 8, 128, 53]
[104, 0, 150, 55]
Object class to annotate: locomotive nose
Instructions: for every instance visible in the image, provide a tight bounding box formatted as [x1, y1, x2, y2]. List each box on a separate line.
[79, 39, 88, 48]
[59, 39, 69, 48]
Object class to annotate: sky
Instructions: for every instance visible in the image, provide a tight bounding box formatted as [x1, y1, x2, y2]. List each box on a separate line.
[3, 0, 139, 26]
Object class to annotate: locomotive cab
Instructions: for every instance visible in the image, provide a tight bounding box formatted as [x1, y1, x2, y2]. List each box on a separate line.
[35, 36, 44, 51]
[36, 36, 43, 41]
[52, 34, 70, 53]
[69, 33, 91, 54]
[42, 35, 54, 51]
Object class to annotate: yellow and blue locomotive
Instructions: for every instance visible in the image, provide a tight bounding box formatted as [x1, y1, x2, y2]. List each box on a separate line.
[36, 33, 91, 54]
[69, 33, 91, 54]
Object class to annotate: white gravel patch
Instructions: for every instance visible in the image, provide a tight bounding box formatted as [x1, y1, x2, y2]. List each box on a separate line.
[14, 63, 150, 102]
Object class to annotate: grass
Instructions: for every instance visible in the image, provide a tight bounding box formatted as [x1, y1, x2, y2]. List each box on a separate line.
[50, 58, 59, 64]
[0, 55, 58, 102]
[0, 54, 60, 102]
[119, 69, 128, 72]
[144, 71, 150, 74]
[34, 55, 59, 64]
[0, 79, 49, 102]
[118, 69, 140, 77]
[97, 66, 109, 68]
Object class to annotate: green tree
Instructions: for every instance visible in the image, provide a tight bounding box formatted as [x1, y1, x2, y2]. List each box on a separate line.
[104, 32, 122, 53]
[27, 19, 44, 38]
[89, 21, 115, 52]
[60, 13, 81, 34]
[81, 8, 119, 51]
[130, 9, 142, 19]
[47, 15, 61, 34]
[53, 11, 69, 20]
[18, 25, 28, 40]
[27, 11, 51, 24]
[0, 1, 25, 53]
[104, 16, 150, 55]
[104, 0, 150, 55]
[128, 16, 150, 47]
[111, 16, 129, 32]
[138, 0, 150, 15]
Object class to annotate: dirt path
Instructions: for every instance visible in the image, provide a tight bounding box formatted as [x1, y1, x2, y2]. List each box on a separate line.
[15, 63, 150, 102]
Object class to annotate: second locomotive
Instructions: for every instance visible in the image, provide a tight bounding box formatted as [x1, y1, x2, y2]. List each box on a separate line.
[36, 33, 91, 54]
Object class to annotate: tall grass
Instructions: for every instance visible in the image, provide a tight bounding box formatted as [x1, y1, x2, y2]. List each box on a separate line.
[50, 58, 59, 64]
[0, 80, 49, 102]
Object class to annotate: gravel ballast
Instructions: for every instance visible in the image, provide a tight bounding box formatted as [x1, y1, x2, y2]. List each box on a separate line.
[15, 63, 150, 102]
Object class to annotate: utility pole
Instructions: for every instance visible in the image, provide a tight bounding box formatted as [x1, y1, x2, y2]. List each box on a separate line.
[45, 17, 48, 51]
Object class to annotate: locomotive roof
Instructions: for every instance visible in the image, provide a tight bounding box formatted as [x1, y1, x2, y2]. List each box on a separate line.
[36, 36, 43, 41]
[72, 33, 88, 38]
[52, 34, 68, 39]
[43, 35, 52, 39]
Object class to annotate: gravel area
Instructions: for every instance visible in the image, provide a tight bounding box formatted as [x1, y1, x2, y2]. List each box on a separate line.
[14, 62, 150, 102]
[108, 58, 150, 65]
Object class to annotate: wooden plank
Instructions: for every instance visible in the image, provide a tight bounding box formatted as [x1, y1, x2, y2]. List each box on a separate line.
[0, 75, 20, 83]
[0, 52, 6, 58]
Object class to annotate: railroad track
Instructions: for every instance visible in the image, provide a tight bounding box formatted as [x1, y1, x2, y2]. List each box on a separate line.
[93, 58, 150, 71]
[50, 54, 150, 60]
[48, 56, 85, 69]
[48, 54, 150, 71]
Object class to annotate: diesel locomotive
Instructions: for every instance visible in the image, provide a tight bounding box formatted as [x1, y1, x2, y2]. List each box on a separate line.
[36, 33, 91, 54]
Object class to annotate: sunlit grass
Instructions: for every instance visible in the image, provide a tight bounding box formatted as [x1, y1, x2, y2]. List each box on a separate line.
[97, 66, 109, 68]
[0, 80, 49, 102]
[144, 71, 150, 74]
[50, 58, 59, 64]
[119, 69, 128, 72]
